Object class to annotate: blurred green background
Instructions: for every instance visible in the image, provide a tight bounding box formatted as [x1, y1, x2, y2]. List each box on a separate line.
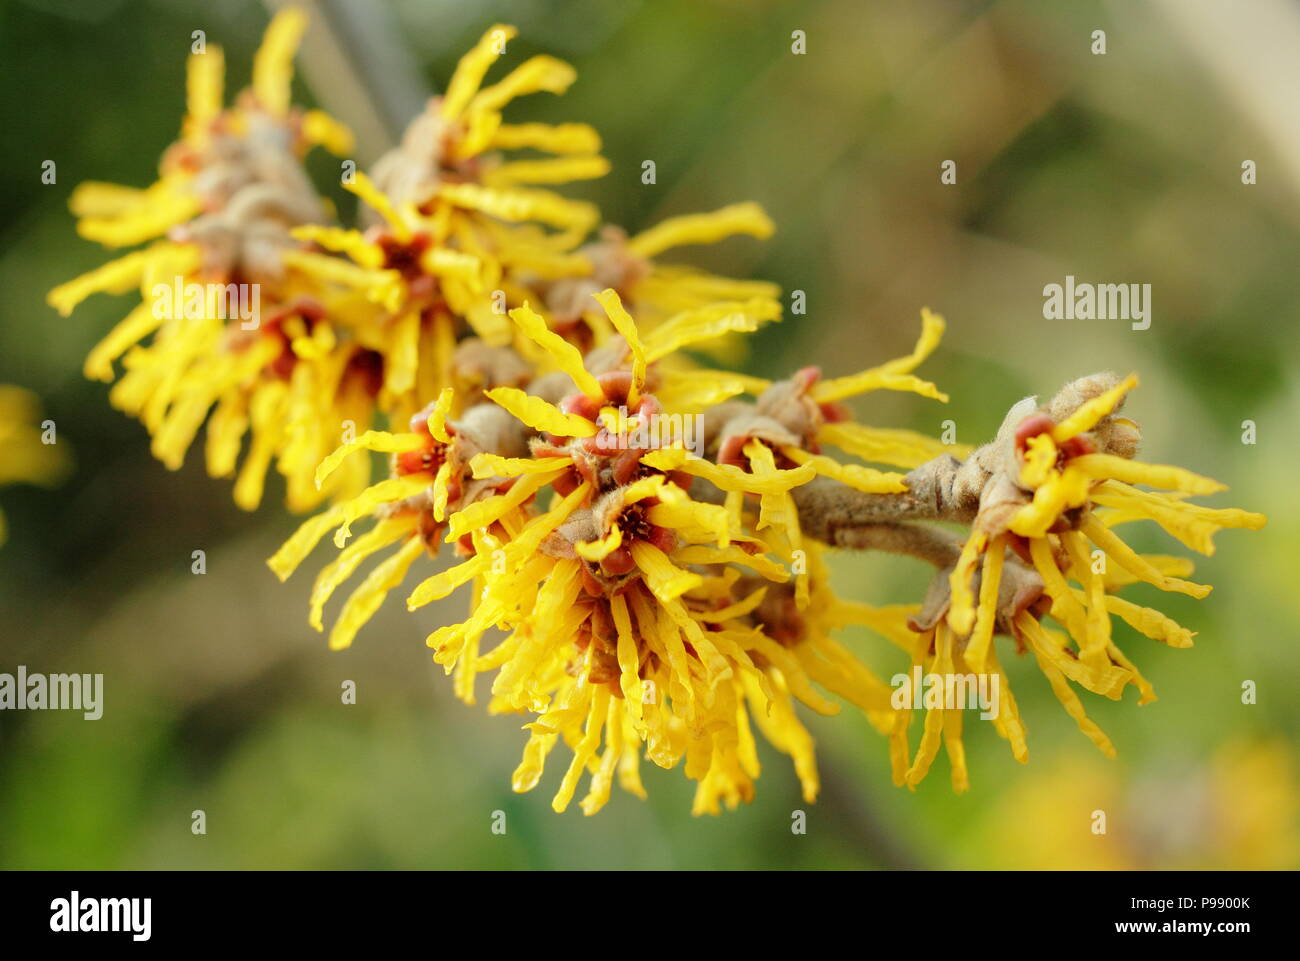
[2, 0, 1298, 869]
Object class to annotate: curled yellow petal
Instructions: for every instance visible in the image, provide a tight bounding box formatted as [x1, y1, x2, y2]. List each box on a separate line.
[1018, 613, 1117, 757]
[83, 305, 164, 382]
[964, 534, 1005, 671]
[314, 430, 424, 490]
[252, 6, 306, 116]
[437, 182, 599, 236]
[422, 387, 455, 443]
[1051, 373, 1138, 443]
[483, 155, 609, 187]
[431, 461, 453, 522]
[812, 308, 947, 402]
[484, 386, 597, 437]
[332, 476, 430, 549]
[470, 53, 575, 115]
[444, 470, 560, 542]
[1091, 482, 1265, 555]
[1081, 514, 1211, 598]
[642, 299, 782, 362]
[407, 554, 491, 610]
[490, 122, 601, 155]
[268, 504, 347, 581]
[575, 523, 623, 562]
[630, 541, 703, 601]
[186, 46, 225, 128]
[1019, 433, 1057, 489]
[469, 453, 573, 479]
[818, 421, 968, 468]
[672, 544, 789, 582]
[781, 447, 908, 494]
[301, 109, 355, 156]
[329, 536, 425, 650]
[626, 202, 774, 259]
[672, 454, 814, 495]
[593, 288, 647, 405]
[441, 24, 518, 120]
[508, 302, 603, 398]
[344, 171, 411, 241]
[1007, 466, 1091, 538]
[48, 248, 166, 316]
[1069, 453, 1226, 495]
[946, 531, 988, 636]
[309, 517, 412, 630]
[289, 225, 383, 268]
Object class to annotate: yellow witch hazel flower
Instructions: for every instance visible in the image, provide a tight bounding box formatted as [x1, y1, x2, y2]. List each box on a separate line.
[695, 316, 1263, 793]
[0, 387, 71, 545]
[46, 10, 786, 521]
[271, 290, 916, 814]
[363, 23, 779, 357]
[542, 203, 781, 350]
[53, 10, 350, 257]
[287, 22, 613, 404]
[301, 23, 778, 384]
[193, 12, 1265, 812]
[269, 252, 1267, 811]
[46, 9, 374, 513]
[370, 23, 607, 232]
[695, 309, 960, 601]
[837, 371, 1263, 791]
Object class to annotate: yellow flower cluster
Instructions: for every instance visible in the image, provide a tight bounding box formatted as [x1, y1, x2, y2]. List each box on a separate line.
[915, 373, 1265, 791]
[256, 14, 1261, 813]
[270, 292, 950, 814]
[47, 12, 774, 513]
[48, 10, 360, 511]
[47, 8, 1266, 813]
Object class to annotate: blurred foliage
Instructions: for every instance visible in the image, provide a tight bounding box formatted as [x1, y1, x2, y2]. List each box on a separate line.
[1, 0, 1297, 869]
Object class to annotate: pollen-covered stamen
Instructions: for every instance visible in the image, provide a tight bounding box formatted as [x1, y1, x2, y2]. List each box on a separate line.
[622, 501, 674, 555]
[550, 482, 682, 597]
